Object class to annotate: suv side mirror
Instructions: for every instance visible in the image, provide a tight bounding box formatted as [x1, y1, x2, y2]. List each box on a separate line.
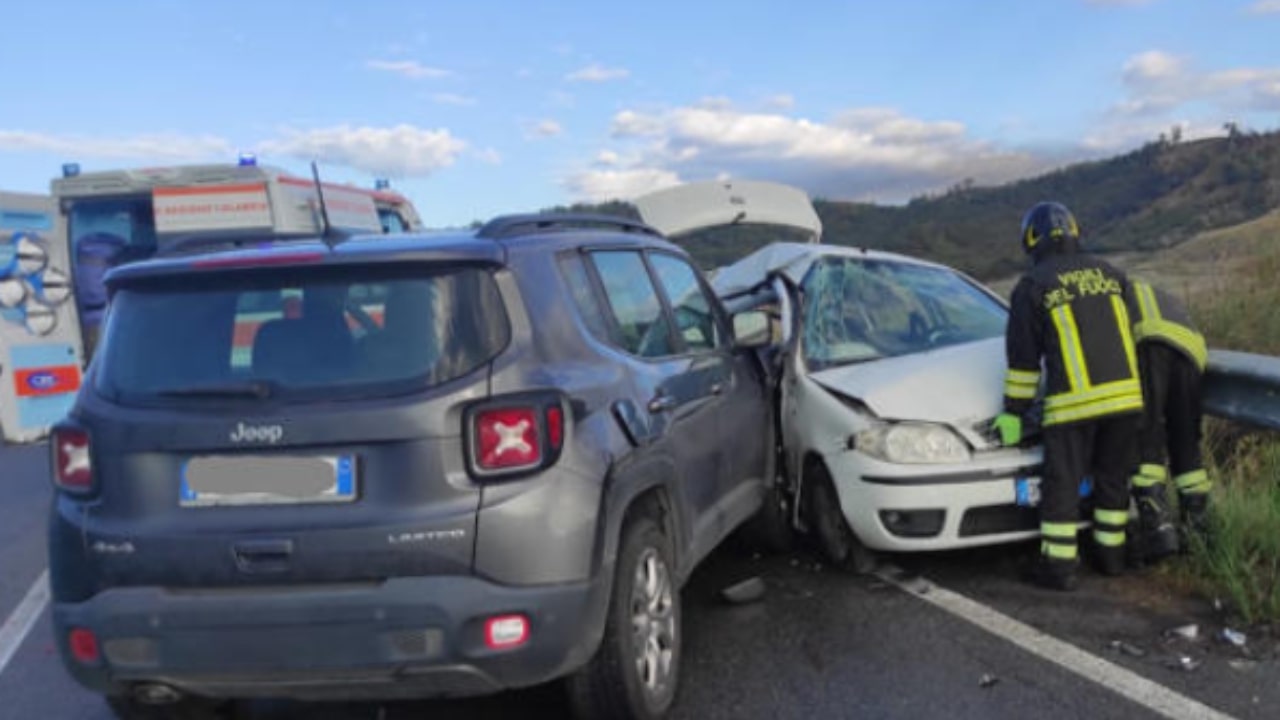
[733, 310, 773, 349]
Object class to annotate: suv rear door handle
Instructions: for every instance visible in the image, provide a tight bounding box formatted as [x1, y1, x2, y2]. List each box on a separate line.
[647, 393, 677, 414]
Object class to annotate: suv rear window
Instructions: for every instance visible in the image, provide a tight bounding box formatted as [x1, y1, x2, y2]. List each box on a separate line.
[94, 264, 508, 404]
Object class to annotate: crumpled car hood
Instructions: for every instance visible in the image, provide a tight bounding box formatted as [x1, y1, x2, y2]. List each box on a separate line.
[810, 337, 1009, 426]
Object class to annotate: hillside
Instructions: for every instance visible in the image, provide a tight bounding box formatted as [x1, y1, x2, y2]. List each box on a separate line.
[986, 209, 1280, 302]
[549, 128, 1280, 281]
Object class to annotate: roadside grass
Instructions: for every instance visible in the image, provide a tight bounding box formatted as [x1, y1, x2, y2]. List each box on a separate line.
[1175, 424, 1280, 625]
[1166, 230, 1280, 626]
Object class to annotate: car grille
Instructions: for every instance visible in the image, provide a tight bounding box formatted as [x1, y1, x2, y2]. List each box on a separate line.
[958, 504, 1040, 537]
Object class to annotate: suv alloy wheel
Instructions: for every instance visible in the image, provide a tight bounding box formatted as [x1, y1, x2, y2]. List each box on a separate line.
[567, 510, 680, 719]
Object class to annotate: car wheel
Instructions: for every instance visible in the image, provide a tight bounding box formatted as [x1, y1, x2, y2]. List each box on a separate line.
[567, 511, 680, 720]
[106, 694, 229, 720]
[805, 465, 878, 575]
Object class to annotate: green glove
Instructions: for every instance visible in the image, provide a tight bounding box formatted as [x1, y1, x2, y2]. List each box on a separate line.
[993, 413, 1022, 446]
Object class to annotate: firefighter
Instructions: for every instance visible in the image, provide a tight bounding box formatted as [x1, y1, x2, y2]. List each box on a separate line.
[993, 201, 1145, 591]
[1126, 278, 1210, 563]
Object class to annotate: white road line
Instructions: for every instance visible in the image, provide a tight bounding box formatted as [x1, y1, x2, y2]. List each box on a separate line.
[0, 569, 50, 677]
[877, 565, 1238, 720]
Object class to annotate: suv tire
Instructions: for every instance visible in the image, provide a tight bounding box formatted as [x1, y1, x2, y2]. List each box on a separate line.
[805, 464, 878, 575]
[567, 511, 680, 720]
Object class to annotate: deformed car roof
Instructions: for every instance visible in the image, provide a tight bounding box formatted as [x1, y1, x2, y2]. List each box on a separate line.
[710, 241, 951, 299]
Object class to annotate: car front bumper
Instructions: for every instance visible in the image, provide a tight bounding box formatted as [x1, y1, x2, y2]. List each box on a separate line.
[52, 572, 610, 703]
[825, 448, 1052, 552]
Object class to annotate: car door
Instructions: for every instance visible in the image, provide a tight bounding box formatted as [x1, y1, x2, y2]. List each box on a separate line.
[587, 249, 727, 563]
[647, 252, 768, 534]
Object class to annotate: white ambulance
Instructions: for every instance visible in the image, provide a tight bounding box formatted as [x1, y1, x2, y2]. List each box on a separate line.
[0, 160, 424, 443]
[51, 159, 424, 362]
[0, 191, 84, 444]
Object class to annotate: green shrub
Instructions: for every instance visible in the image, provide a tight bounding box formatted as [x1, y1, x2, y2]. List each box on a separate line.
[1183, 430, 1280, 624]
[1178, 244, 1280, 624]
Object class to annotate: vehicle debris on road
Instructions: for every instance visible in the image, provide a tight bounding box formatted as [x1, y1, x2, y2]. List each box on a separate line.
[978, 673, 1000, 689]
[1109, 640, 1147, 658]
[721, 577, 767, 605]
[1218, 628, 1247, 648]
[1165, 624, 1200, 641]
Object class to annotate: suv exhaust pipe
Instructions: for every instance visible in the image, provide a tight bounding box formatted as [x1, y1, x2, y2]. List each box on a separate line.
[133, 683, 184, 705]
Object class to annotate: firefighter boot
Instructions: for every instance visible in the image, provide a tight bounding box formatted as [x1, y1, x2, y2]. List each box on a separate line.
[1088, 508, 1128, 576]
[1178, 492, 1212, 552]
[1025, 555, 1079, 592]
[1133, 483, 1180, 564]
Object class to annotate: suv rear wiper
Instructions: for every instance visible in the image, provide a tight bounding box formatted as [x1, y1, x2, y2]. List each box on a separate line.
[157, 380, 277, 400]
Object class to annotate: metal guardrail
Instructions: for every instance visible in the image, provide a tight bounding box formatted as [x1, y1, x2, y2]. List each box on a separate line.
[1203, 349, 1280, 431]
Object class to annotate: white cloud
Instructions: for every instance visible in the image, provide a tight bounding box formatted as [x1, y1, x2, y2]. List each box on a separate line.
[0, 130, 234, 160]
[1081, 119, 1223, 152]
[547, 90, 576, 109]
[474, 148, 503, 165]
[1249, 0, 1280, 13]
[697, 96, 734, 111]
[1123, 50, 1185, 85]
[569, 104, 1053, 203]
[764, 94, 796, 111]
[431, 93, 477, 106]
[1113, 49, 1280, 116]
[365, 59, 452, 79]
[565, 63, 630, 83]
[260, 124, 467, 178]
[526, 119, 564, 139]
[563, 167, 682, 202]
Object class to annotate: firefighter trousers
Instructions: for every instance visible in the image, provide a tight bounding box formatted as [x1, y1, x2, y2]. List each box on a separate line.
[1039, 414, 1139, 562]
[1135, 342, 1209, 495]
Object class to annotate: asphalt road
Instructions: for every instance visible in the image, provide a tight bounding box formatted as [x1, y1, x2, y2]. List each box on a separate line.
[1, 441, 1273, 720]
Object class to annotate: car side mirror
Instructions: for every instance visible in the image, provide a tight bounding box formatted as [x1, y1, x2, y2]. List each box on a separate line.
[733, 310, 773, 349]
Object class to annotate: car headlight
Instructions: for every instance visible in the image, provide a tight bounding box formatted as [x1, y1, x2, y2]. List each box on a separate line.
[856, 422, 971, 464]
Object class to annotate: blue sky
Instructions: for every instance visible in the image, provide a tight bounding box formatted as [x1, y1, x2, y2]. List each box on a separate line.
[2, 0, 1279, 227]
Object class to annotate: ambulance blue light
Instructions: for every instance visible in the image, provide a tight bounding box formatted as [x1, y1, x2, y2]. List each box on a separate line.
[238, 153, 257, 167]
[62, 163, 81, 178]
[375, 178, 390, 190]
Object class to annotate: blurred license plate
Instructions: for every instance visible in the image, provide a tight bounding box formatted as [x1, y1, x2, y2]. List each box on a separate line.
[180, 455, 356, 507]
[1014, 476, 1041, 507]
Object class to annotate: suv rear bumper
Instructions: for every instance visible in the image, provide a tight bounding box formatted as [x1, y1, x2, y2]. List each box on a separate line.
[52, 572, 610, 703]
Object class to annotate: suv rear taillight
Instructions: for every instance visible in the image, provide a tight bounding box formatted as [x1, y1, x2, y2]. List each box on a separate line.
[476, 408, 541, 471]
[466, 393, 566, 479]
[52, 426, 93, 494]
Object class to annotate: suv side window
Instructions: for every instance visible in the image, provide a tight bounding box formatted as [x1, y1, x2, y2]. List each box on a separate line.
[557, 253, 614, 342]
[590, 250, 675, 358]
[648, 253, 722, 353]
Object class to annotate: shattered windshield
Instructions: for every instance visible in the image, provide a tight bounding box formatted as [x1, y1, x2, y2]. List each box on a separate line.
[800, 256, 1007, 371]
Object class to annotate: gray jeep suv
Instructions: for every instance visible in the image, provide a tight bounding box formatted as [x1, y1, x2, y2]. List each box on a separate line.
[47, 214, 785, 719]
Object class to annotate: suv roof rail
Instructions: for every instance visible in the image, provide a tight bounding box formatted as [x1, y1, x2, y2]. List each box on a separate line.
[475, 213, 662, 240]
[153, 230, 362, 258]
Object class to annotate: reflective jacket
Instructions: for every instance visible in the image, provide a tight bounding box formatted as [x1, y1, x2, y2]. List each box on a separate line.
[1128, 279, 1207, 372]
[1003, 252, 1144, 427]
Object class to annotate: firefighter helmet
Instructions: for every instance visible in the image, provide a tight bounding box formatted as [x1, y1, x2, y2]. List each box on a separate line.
[1020, 201, 1080, 255]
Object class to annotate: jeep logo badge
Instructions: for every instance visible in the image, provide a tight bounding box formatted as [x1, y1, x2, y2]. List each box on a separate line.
[229, 422, 284, 444]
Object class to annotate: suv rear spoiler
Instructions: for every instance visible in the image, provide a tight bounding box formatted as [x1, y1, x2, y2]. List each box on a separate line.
[633, 180, 822, 242]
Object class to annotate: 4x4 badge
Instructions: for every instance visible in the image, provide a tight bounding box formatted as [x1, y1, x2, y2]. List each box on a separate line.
[229, 422, 284, 444]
